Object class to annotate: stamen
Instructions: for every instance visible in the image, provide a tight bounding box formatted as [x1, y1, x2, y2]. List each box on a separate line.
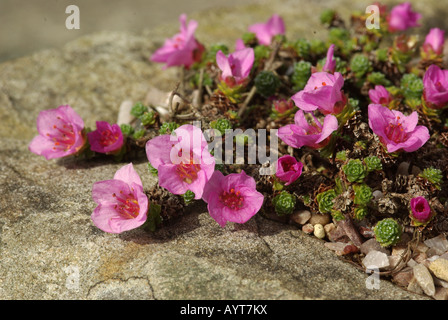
[385, 118, 407, 143]
[175, 151, 201, 184]
[99, 129, 119, 147]
[46, 118, 77, 152]
[220, 189, 245, 210]
[112, 190, 140, 219]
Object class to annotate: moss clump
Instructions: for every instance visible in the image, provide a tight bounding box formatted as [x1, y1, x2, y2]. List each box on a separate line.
[254, 71, 281, 98]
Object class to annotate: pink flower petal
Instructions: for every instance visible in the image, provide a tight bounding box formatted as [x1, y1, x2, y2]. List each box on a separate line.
[323, 44, 336, 73]
[368, 104, 429, 153]
[157, 164, 188, 195]
[30, 105, 86, 160]
[150, 14, 201, 68]
[202, 170, 264, 228]
[248, 14, 285, 45]
[399, 110, 418, 132]
[388, 2, 421, 32]
[248, 23, 272, 45]
[113, 163, 143, 187]
[91, 164, 148, 234]
[146, 134, 173, 169]
[424, 28, 445, 55]
[202, 170, 225, 203]
[291, 90, 319, 112]
[315, 114, 338, 144]
[28, 135, 67, 160]
[235, 39, 246, 51]
[293, 72, 344, 114]
[92, 179, 129, 205]
[216, 50, 232, 80]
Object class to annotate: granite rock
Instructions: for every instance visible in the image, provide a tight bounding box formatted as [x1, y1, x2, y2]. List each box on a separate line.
[429, 258, 448, 282]
[290, 210, 311, 225]
[413, 264, 436, 297]
[362, 250, 390, 270]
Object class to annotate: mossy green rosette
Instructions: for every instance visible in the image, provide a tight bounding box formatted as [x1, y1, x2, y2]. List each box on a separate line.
[374, 218, 402, 247]
[316, 189, 336, 214]
[419, 167, 443, 190]
[254, 71, 281, 98]
[342, 159, 367, 183]
[364, 156, 382, 172]
[353, 184, 373, 206]
[272, 191, 297, 216]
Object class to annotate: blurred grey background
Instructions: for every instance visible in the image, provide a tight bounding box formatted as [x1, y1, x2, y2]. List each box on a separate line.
[2, 0, 447, 63]
[0, 0, 260, 62]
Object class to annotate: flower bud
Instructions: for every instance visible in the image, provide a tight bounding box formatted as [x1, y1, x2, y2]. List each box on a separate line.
[410, 196, 432, 223]
[273, 99, 294, 114]
[422, 28, 445, 56]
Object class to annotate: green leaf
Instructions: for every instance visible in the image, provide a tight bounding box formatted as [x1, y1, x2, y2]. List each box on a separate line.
[142, 203, 162, 232]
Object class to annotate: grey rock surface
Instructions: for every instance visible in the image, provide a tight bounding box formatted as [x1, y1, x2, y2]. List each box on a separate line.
[0, 0, 438, 300]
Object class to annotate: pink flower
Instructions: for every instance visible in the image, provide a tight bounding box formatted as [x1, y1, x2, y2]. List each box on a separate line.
[369, 85, 393, 106]
[91, 163, 148, 234]
[277, 110, 338, 149]
[150, 14, 204, 69]
[387, 2, 421, 32]
[216, 47, 254, 86]
[291, 71, 346, 115]
[235, 39, 246, 51]
[410, 196, 432, 222]
[29, 105, 86, 160]
[87, 121, 124, 154]
[202, 170, 264, 227]
[248, 14, 285, 46]
[275, 155, 303, 186]
[423, 64, 448, 109]
[146, 124, 215, 199]
[323, 44, 336, 74]
[423, 28, 445, 55]
[368, 104, 430, 153]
